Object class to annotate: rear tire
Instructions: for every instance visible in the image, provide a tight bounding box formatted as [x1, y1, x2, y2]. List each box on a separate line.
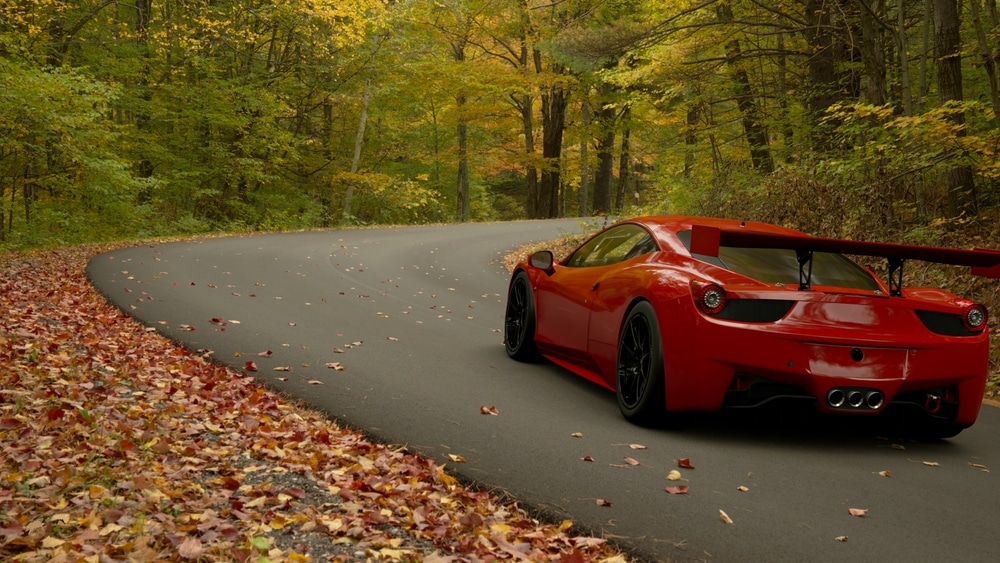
[616, 301, 667, 425]
[504, 271, 540, 361]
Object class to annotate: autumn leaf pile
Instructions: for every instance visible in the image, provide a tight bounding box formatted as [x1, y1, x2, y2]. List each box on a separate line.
[0, 246, 627, 562]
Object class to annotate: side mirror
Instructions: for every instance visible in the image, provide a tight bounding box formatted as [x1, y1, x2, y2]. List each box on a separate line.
[529, 250, 555, 272]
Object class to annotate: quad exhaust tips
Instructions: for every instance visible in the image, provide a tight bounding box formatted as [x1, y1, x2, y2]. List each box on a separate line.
[826, 388, 885, 411]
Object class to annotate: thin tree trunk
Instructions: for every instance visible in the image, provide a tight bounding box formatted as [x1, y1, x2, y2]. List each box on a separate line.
[579, 100, 590, 217]
[343, 79, 371, 221]
[970, 0, 1000, 127]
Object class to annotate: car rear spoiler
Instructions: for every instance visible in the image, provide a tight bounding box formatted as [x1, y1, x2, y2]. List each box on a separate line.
[690, 224, 1000, 296]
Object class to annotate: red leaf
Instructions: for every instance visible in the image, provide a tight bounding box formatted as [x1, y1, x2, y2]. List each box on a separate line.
[596, 498, 612, 507]
[664, 485, 689, 495]
[677, 458, 695, 469]
[581, 455, 595, 462]
[479, 405, 499, 415]
[244, 361, 258, 372]
[285, 487, 306, 499]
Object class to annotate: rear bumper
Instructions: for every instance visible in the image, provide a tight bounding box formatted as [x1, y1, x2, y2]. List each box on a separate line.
[661, 310, 989, 426]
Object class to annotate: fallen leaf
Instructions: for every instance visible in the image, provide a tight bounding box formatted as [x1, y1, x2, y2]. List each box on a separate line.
[306, 380, 324, 385]
[325, 362, 345, 371]
[581, 455, 595, 462]
[274, 366, 291, 372]
[848, 508, 869, 517]
[664, 485, 689, 495]
[177, 536, 204, 559]
[878, 470, 891, 477]
[244, 361, 258, 371]
[571, 432, 583, 438]
[922, 461, 940, 467]
[719, 510, 733, 524]
[447, 454, 466, 463]
[835, 536, 848, 542]
[623, 456, 641, 466]
[596, 499, 612, 507]
[737, 485, 749, 492]
[257, 350, 273, 357]
[677, 458, 695, 470]
[890, 443, 906, 450]
[628, 444, 647, 450]
[479, 405, 499, 415]
[666, 470, 682, 481]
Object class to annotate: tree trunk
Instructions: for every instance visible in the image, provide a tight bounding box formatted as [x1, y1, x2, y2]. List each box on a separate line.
[933, 0, 977, 215]
[614, 107, 632, 211]
[343, 78, 371, 221]
[719, 1, 773, 173]
[593, 94, 616, 214]
[579, 100, 590, 216]
[970, 0, 1000, 127]
[538, 66, 567, 219]
[800, 0, 843, 150]
[859, 0, 887, 106]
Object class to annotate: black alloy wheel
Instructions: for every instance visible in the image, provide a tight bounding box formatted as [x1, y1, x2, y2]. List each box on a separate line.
[504, 271, 539, 361]
[616, 301, 666, 424]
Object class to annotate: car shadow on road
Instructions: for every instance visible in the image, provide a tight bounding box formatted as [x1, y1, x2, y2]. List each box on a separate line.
[662, 402, 963, 451]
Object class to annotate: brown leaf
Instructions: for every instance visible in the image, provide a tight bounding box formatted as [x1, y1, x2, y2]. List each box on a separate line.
[848, 508, 869, 517]
[581, 455, 595, 462]
[479, 405, 499, 415]
[677, 458, 695, 470]
[719, 510, 734, 524]
[177, 536, 204, 559]
[325, 362, 345, 371]
[623, 456, 641, 466]
[596, 498, 612, 507]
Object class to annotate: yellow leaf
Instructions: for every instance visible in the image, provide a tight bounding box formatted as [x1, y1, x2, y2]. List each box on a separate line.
[42, 536, 66, 548]
[447, 454, 466, 463]
[719, 510, 734, 524]
[666, 470, 682, 481]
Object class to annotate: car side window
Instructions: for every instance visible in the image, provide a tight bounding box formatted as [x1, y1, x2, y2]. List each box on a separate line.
[566, 225, 657, 268]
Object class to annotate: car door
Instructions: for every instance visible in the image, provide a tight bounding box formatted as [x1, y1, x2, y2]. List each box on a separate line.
[534, 225, 655, 364]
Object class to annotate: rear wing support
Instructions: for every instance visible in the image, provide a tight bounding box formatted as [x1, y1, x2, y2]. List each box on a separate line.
[690, 224, 1000, 294]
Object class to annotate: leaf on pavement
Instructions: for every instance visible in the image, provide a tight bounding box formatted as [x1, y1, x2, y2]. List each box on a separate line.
[325, 362, 345, 370]
[479, 405, 499, 415]
[244, 360, 258, 371]
[719, 510, 733, 524]
[581, 456, 595, 462]
[677, 458, 695, 470]
[447, 454, 466, 463]
[596, 499, 612, 507]
[628, 444, 647, 450]
[664, 485, 689, 495]
[666, 470, 682, 481]
[848, 508, 869, 517]
[623, 457, 640, 466]
[257, 350, 273, 357]
[922, 461, 940, 467]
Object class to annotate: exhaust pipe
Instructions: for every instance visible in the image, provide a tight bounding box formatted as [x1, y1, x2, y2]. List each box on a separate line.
[865, 391, 884, 410]
[847, 391, 864, 408]
[827, 388, 846, 408]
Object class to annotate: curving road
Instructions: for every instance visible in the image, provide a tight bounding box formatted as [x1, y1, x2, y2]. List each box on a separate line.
[87, 221, 1000, 562]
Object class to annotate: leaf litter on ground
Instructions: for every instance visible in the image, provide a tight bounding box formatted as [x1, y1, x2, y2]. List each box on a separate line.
[0, 246, 628, 562]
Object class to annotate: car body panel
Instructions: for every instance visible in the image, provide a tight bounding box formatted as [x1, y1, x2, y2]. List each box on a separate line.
[510, 216, 999, 430]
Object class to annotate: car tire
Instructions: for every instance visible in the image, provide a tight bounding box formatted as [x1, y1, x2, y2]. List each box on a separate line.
[616, 301, 667, 425]
[504, 271, 540, 361]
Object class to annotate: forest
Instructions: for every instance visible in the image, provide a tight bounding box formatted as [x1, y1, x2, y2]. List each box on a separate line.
[2, 0, 1000, 248]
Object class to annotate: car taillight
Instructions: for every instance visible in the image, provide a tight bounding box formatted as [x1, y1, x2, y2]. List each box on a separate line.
[962, 303, 988, 332]
[695, 283, 727, 315]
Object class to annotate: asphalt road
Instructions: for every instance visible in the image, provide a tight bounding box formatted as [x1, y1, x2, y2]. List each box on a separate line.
[87, 221, 1000, 562]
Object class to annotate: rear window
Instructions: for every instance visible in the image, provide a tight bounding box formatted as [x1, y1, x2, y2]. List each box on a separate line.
[677, 230, 881, 291]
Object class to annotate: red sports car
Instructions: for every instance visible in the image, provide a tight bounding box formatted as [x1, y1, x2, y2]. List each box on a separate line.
[504, 216, 1000, 438]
